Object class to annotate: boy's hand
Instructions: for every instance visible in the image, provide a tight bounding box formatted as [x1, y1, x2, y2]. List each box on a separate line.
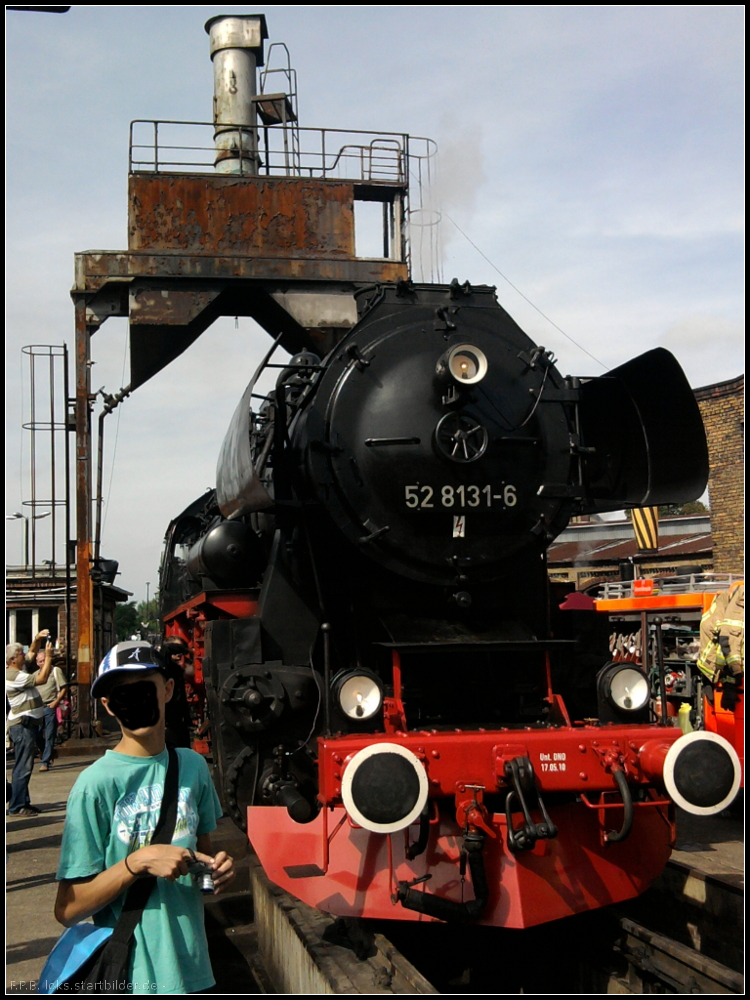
[128, 846, 236, 891]
[206, 849, 236, 893]
[129, 845, 192, 881]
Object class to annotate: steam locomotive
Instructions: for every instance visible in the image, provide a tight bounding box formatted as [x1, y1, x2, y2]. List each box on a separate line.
[160, 281, 741, 926]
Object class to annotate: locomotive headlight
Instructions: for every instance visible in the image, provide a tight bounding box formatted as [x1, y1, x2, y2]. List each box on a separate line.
[334, 670, 383, 721]
[598, 662, 650, 714]
[437, 344, 489, 386]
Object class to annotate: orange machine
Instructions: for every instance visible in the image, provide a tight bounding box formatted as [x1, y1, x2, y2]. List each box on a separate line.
[596, 574, 744, 788]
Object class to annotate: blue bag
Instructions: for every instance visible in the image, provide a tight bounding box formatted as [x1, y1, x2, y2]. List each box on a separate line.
[37, 924, 113, 994]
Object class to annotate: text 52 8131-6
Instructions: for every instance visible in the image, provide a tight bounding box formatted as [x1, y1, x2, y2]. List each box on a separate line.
[404, 484, 518, 509]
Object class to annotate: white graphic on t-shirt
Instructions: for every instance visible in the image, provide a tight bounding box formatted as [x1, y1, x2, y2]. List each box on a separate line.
[114, 785, 198, 846]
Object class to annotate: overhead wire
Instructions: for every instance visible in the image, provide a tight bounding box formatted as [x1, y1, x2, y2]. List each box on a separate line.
[443, 211, 608, 372]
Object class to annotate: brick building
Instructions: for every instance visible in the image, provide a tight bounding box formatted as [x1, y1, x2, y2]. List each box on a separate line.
[5, 566, 130, 666]
[694, 375, 744, 573]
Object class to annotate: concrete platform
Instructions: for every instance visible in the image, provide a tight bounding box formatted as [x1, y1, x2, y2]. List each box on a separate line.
[6, 757, 99, 993]
[672, 804, 744, 889]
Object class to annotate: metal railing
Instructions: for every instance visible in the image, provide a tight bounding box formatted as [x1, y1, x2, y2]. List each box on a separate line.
[129, 119, 436, 188]
[258, 42, 301, 175]
[600, 573, 743, 600]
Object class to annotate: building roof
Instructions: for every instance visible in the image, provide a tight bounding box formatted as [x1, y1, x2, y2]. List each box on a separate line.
[548, 516, 712, 569]
[694, 374, 744, 401]
[5, 566, 131, 605]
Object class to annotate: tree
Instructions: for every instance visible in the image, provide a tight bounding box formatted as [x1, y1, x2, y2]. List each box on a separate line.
[657, 500, 709, 517]
[136, 599, 160, 636]
[115, 602, 139, 641]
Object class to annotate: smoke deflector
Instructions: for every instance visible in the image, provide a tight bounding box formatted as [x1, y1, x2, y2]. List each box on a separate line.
[578, 347, 709, 512]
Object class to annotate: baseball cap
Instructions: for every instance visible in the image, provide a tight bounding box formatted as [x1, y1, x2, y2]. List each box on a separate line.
[91, 641, 166, 698]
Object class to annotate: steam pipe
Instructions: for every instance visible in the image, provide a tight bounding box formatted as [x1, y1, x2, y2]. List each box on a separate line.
[604, 769, 634, 843]
[405, 806, 430, 861]
[94, 385, 132, 563]
[322, 623, 332, 736]
[397, 831, 488, 922]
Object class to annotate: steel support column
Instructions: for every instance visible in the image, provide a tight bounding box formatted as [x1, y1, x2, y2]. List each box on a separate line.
[74, 295, 95, 735]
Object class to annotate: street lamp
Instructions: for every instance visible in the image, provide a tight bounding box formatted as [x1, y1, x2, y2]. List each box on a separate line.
[6, 511, 51, 570]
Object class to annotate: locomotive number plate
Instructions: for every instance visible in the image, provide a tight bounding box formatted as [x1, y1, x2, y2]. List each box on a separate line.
[404, 484, 518, 509]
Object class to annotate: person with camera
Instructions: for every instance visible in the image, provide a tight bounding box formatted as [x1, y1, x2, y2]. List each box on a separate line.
[6, 635, 54, 816]
[24, 627, 53, 667]
[32, 647, 69, 772]
[54, 642, 235, 994]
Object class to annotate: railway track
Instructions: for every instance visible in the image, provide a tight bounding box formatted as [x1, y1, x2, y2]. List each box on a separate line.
[379, 907, 743, 995]
[610, 915, 743, 994]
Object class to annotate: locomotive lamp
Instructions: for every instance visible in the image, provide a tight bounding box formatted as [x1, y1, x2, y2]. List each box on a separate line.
[436, 344, 489, 386]
[333, 670, 383, 721]
[597, 662, 650, 722]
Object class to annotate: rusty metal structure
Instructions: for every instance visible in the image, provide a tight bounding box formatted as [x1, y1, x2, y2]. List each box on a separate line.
[72, 14, 437, 732]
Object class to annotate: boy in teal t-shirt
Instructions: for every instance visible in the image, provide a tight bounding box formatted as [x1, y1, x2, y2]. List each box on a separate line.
[55, 642, 235, 995]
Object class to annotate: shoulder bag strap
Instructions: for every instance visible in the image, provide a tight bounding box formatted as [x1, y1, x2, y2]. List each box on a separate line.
[107, 746, 180, 945]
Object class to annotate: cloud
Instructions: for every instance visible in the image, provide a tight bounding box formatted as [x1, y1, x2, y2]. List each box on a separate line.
[657, 315, 745, 387]
[660, 315, 745, 351]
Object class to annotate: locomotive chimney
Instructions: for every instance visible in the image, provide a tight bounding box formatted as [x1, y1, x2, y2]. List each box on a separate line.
[205, 14, 268, 174]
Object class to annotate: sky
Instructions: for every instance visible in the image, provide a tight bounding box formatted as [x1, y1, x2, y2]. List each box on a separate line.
[5, 5, 744, 604]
